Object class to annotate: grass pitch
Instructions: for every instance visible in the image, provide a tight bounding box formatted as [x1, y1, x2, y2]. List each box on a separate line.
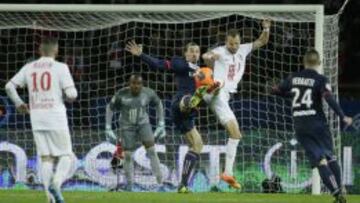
[1, 190, 360, 203]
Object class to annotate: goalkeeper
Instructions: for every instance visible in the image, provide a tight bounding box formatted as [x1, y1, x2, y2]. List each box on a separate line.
[125, 40, 219, 193]
[105, 74, 165, 191]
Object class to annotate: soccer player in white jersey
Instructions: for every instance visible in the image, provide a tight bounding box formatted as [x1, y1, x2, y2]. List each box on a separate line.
[5, 37, 77, 203]
[202, 19, 271, 189]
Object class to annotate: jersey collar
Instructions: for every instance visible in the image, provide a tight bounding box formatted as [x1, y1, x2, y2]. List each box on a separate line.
[188, 62, 199, 70]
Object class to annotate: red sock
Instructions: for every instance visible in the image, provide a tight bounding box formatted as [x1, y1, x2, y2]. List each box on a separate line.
[113, 143, 124, 159]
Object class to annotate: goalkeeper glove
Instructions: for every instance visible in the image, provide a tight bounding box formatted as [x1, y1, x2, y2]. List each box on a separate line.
[154, 121, 166, 139]
[105, 125, 117, 144]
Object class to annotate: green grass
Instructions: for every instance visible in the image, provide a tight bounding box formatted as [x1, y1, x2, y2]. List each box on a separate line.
[1, 190, 360, 203]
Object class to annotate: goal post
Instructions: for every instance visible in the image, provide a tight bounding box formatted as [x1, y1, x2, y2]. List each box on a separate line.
[0, 4, 339, 194]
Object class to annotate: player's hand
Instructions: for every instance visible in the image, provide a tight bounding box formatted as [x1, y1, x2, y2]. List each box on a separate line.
[16, 103, 29, 114]
[154, 121, 166, 139]
[343, 116, 353, 127]
[105, 126, 117, 144]
[262, 18, 272, 29]
[125, 40, 143, 56]
[211, 53, 220, 61]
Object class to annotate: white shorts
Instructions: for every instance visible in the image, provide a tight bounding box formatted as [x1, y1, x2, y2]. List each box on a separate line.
[33, 130, 73, 157]
[203, 89, 236, 125]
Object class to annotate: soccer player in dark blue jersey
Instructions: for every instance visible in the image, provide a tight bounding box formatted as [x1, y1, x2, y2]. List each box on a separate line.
[272, 49, 352, 203]
[125, 40, 213, 193]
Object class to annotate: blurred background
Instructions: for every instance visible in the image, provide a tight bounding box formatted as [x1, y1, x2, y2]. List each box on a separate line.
[2, 0, 359, 98]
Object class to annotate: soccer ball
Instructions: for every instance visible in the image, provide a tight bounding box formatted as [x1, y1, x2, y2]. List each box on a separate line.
[194, 67, 215, 88]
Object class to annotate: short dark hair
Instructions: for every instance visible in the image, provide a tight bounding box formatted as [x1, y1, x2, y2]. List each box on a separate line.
[40, 37, 58, 55]
[304, 48, 320, 64]
[226, 29, 240, 38]
[183, 42, 199, 54]
[41, 37, 58, 45]
[129, 74, 143, 81]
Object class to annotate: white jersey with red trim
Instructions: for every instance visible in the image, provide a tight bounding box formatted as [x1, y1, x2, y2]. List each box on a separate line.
[10, 57, 75, 130]
[212, 43, 253, 93]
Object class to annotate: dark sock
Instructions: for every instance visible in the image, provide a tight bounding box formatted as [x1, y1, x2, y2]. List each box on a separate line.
[181, 151, 199, 186]
[328, 159, 342, 189]
[318, 164, 340, 196]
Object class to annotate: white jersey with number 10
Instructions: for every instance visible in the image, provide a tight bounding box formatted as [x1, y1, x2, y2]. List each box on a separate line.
[212, 43, 253, 93]
[10, 57, 75, 130]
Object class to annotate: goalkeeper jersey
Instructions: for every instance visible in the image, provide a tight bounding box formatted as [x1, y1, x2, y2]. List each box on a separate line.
[109, 86, 163, 126]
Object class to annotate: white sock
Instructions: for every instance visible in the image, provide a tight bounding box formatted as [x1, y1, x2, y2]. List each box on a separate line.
[224, 138, 240, 176]
[124, 151, 134, 186]
[52, 155, 72, 199]
[40, 159, 54, 202]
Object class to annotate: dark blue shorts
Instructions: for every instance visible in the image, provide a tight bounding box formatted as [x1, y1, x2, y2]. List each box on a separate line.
[171, 95, 196, 134]
[295, 120, 334, 168]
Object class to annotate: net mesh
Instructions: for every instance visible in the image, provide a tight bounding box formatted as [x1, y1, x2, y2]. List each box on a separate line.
[0, 9, 339, 193]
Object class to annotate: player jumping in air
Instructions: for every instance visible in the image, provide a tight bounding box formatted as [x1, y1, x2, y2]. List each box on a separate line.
[201, 19, 271, 189]
[272, 49, 352, 203]
[105, 74, 165, 191]
[125, 40, 217, 193]
[5, 37, 77, 203]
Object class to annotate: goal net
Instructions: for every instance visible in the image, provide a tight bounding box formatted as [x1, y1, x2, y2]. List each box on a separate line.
[0, 5, 340, 193]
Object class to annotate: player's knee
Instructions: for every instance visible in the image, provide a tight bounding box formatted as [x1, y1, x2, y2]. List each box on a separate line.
[146, 146, 156, 157]
[41, 155, 54, 162]
[143, 141, 155, 149]
[124, 151, 132, 162]
[192, 139, 203, 153]
[225, 119, 242, 139]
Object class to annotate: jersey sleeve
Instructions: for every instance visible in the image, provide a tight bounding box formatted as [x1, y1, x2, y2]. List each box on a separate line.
[319, 77, 332, 95]
[320, 76, 345, 120]
[10, 66, 27, 88]
[170, 56, 192, 73]
[148, 88, 164, 122]
[140, 53, 171, 71]
[239, 43, 253, 56]
[60, 64, 75, 89]
[109, 91, 122, 111]
[211, 46, 223, 55]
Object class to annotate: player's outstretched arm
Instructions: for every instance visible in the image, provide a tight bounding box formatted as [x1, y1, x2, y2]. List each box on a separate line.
[125, 40, 171, 71]
[252, 19, 271, 50]
[5, 82, 29, 114]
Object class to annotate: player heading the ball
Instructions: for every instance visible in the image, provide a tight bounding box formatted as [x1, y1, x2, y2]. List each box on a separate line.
[202, 19, 271, 189]
[5, 37, 78, 203]
[272, 49, 352, 203]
